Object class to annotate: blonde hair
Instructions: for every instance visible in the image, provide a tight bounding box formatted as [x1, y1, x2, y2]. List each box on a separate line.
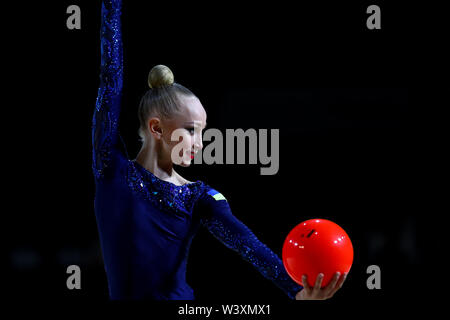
[138, 65, 196, 140]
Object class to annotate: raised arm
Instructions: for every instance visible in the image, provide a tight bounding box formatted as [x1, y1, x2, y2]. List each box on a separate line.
[92, 0, 124, 180]
[198, 188, 303, 300]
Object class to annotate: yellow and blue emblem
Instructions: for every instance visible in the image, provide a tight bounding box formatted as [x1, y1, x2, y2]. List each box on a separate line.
[207, 189, 227, 201]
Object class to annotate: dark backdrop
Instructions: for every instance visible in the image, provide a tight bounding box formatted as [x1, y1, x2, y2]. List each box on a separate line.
[5, 0, 421, 315]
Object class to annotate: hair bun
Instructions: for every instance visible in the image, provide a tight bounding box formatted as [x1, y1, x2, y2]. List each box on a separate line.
[148, 65, 174, 88]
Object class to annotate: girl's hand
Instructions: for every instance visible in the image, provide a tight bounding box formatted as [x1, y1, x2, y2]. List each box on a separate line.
[295, 272, 347, 300]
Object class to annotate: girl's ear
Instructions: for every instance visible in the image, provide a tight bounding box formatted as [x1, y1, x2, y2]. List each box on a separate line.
[148, 117, 163, 139]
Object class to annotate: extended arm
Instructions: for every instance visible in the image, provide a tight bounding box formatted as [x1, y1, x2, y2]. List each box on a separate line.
[199, 189, 303, 300]
[92, 0, 124, 179]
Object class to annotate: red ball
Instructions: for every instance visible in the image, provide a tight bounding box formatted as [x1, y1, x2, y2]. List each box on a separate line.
[282, 219, 354, 288]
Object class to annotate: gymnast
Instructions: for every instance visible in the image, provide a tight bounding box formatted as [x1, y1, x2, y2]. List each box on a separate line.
[92, 0, 346, 300]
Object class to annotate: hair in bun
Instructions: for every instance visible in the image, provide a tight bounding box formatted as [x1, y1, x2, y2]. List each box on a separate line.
[138, 65, 197, 141]
[148, 65, 174, 88]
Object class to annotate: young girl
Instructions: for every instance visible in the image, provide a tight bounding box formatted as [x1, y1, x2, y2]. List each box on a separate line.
[93, 0, 346, 300]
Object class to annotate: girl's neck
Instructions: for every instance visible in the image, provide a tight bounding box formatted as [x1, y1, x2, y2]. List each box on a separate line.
[135, 143, 175, 181]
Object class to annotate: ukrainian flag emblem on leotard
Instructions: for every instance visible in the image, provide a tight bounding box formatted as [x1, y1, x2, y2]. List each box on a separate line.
[207, 189, 227, 201]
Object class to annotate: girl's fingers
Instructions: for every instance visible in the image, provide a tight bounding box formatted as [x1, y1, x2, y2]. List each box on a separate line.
[326, 272, 341, 292]
[337, 272, 348, 288]
[331, 272, 348, 295]
[302, 275, 311, 294]
[314, 273, 324, 291]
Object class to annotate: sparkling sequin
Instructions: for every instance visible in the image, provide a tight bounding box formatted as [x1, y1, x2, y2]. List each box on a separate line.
[127, 160, 205, 215]
[202, 208, 302, 299]
[92, 0, 123, 179]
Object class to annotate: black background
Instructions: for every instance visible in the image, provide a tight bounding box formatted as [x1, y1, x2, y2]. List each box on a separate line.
[5, 0, 424, 317]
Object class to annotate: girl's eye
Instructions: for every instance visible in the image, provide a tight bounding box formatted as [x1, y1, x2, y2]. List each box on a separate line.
[186, 128, 195, 135]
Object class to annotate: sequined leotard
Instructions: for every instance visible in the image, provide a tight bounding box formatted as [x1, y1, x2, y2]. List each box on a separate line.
[92, 0, 302, 300]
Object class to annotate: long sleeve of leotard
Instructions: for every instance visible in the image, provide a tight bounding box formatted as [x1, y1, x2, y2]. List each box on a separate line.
[92, 0, 124, 180]
[197, 188, 303, 300]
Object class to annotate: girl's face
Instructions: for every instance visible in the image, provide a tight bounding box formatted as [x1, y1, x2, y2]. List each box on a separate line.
[161, 96, 207, 167]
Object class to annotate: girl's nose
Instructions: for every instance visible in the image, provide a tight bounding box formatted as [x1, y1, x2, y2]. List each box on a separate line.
[194, 133, 203, 151]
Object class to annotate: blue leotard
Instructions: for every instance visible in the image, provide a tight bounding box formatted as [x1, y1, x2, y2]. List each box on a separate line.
[92, 0, 302, 300]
